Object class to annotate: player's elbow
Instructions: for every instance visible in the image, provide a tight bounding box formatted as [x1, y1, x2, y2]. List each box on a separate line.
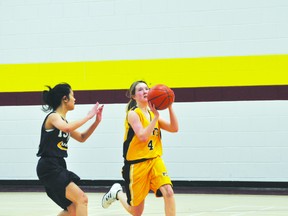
[77, 134, 88, 143]
[78, 138, 86, 143]
[170, 125, 179, 133]
[174, 126, 179, 132]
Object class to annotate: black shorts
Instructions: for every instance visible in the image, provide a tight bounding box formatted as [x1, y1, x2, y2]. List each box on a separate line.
[36, 157, 80, 210]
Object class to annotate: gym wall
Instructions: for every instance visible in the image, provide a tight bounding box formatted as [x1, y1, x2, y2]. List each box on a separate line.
[0, 0, 288, 182]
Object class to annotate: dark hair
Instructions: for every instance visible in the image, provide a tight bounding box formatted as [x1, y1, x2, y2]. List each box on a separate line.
[126, 80, 148, 111]
[42, 83, 72, 112]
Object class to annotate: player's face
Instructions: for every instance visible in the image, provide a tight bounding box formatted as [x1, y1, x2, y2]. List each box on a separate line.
[134, 82, 149, 103]
[67, 90, 76, 110]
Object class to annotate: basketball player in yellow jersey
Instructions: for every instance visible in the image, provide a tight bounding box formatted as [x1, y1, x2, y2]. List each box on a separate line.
[124, 105, 163, 161]
[102, 80, 179, 216]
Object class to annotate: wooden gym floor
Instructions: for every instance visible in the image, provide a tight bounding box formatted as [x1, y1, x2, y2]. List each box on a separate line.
[1, 191, 288, 216]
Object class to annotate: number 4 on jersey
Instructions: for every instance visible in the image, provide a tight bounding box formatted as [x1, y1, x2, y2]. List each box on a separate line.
[148, 140, 154, 150]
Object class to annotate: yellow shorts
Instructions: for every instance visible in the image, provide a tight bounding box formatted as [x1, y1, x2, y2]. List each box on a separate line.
[122, 156, 172, 206]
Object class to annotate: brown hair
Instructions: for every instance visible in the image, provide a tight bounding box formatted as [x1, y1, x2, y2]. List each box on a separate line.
[126, 80, 148, 111]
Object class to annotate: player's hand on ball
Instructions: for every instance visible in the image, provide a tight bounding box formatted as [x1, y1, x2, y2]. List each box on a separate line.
[148, 101, 159, 118]
[147, 84, 174, 110]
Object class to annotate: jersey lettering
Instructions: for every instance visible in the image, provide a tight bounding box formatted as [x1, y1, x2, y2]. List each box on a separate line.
[58, 130, 69, 138]
[57, 141, 68, 151]
[57, 130, 69, 151]
[148, 140, 154, 150]
[152, 128, 159, 136]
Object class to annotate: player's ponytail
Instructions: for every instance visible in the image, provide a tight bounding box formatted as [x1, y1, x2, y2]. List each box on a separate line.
[42, 83, 71, 112]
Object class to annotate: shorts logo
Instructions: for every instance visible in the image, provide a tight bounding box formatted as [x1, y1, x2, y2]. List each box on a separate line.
[162, 172, 168, 177]
[57, 141, 68, 151]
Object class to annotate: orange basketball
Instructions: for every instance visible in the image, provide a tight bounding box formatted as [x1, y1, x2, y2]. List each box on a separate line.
[147, 84, 175, 110]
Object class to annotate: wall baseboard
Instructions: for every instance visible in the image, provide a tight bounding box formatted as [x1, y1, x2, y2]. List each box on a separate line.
[1, 180, 288, 195]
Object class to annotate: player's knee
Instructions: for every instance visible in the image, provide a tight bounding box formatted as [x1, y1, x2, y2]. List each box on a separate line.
[166, 187, 174, 198]
[69, 211, 76, 216]
[131, 208, 144, 216]
[66, 204, 77, 216]
[162, 185, 174, 198]
[57, 210, 71, 216]
[76, 191, 88, 206]
[81, 193, 88, 205]
[132, 210, 143, 216]
[131, 202, 145, 216]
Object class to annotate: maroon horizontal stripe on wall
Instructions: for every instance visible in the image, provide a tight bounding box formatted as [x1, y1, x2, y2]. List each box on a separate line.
[0, 85, 288, 106]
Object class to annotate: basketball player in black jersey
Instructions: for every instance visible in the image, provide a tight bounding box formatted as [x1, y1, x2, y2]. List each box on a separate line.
[36, 83, 103, 216]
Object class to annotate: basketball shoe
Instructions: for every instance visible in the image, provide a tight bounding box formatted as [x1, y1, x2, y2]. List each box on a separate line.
[102, 183, 122, 208]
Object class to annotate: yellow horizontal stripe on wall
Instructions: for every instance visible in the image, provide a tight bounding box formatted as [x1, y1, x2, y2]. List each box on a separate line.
[0, 54, 287, 92]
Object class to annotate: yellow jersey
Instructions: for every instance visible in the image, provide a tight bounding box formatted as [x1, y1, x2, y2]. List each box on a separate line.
[123, 106, 162, 163]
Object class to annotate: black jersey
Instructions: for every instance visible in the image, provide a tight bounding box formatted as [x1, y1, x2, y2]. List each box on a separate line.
[37, 112, 70, 158]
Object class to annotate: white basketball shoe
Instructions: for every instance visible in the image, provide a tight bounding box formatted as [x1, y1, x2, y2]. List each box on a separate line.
[101, 183, 123, 208]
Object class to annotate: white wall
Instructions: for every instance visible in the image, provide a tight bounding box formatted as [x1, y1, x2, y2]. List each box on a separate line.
[1, 101, 288, 181]
[1, 0, 288, 63]
[1, 0, 288, 181]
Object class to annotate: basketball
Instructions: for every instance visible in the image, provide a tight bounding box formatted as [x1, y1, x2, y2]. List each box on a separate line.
[147, 84, 175, 110]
